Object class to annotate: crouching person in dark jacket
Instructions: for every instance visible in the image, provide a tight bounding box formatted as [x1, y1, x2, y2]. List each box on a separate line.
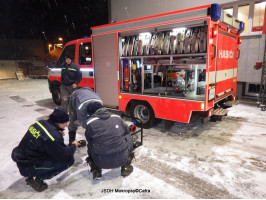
[85, 102, 134, 180]
[68, 87, 103, 144]
[11, 107, 81, 192]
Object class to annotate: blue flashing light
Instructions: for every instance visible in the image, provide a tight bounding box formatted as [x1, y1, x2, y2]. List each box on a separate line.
[239, 21, 245, 33]
[131, 120, 136, 126]
[81, 36, 90, 38]
[211, 3, 221, 22]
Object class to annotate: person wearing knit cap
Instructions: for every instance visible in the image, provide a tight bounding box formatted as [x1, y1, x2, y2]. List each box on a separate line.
[49, 107, 70, 123]
[11, 107, 81, 192]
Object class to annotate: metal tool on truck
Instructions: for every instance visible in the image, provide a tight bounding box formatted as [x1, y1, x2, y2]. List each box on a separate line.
[48, 3, 244, 128]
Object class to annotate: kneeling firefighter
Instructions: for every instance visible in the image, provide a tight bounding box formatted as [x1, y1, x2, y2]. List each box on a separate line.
[11, 108, 81, 192]
[85, 102, 134, 180]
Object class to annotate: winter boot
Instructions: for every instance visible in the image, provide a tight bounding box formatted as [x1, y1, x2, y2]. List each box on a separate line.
[92, 169, 102, 180]
[125, 152, 135, 166]
[121, 165, 134, 177]
[68, 131, 76, 145]
[25, 177, 48, 192]
[86, 157, 102, 180]
[121, 152, 135, 177]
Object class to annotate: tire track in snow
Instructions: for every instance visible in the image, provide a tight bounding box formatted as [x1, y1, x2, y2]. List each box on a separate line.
[164, 117, 266, 158]
[134, 157, 237, 199]
[198, 134, 266, 158]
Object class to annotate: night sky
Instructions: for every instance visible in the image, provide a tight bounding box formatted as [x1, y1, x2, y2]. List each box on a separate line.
[0, 0, 108, 43]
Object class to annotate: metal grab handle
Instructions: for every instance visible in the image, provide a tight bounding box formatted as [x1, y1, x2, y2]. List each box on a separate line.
[237, 49, 240, 60]
[212, 44, 216, 60]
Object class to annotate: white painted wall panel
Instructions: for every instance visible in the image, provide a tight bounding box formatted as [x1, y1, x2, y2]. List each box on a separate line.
[238, 35, 265, 83]
[110, 0, 237, 23]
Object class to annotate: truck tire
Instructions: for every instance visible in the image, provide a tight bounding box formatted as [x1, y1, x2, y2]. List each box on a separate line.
[131, 101, 155, 128]
[52, 88, 61, 105]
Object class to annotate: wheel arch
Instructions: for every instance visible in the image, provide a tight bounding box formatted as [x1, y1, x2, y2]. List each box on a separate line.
[49, 80, 61, 93]
[49, 80, 61, 105]
[126, 99, 156, 128]
[125, 99, 154, 116]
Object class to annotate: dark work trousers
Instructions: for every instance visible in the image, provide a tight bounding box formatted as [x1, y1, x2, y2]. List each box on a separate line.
[68, 100, 78, 141]
[60, 84, 77, 113]
[87, 134, 134, 170]
[17, 157, 74, 180]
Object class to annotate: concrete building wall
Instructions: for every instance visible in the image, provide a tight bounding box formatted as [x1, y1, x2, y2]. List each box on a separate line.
[0, 39, 46, 79]
[109, 0, 237, 23]
[0, 61, 17, 79]
[0, 60, 46, 80]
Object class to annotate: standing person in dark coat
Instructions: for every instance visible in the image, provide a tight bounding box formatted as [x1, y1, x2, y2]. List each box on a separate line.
[85, 102, 134, 180]
[60, 54, 82, 112]
[68, 87, 103, 144]
[11, 108, 81, 192]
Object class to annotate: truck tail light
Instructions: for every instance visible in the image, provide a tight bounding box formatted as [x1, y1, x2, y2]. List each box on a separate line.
[212, 27, 218, 38]
[201, 103, 205, 110]
[238, 37, 242, 44]
[230, 95, 236, 101]
[208, 108, 214, 117]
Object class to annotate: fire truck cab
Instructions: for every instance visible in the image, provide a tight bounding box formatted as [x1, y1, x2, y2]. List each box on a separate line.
[48, 37, 94, 104]
[48, 3, 244, 128]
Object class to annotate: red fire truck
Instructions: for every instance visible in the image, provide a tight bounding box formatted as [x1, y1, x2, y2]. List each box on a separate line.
[48, 3, 244, 128]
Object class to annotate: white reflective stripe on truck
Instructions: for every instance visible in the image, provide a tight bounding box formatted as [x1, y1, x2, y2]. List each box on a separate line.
[215, 69, 234, 82]
[209, 69, 236, 84]
[48, 68, 61, 77]
[48, 68, 94, 78]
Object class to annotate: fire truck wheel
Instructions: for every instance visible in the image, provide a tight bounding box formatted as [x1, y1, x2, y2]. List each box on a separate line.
[131, 102, 155, 129]
[52, 88, 61, 105]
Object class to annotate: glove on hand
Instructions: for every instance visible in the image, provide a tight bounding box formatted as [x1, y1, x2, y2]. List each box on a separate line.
[78, 140, 86, 148]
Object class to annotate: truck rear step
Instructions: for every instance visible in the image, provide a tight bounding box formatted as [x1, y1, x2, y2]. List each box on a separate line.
[213, 108, 228, 116]
[223, 100, 238, 108]
[210, 107, 228, 122]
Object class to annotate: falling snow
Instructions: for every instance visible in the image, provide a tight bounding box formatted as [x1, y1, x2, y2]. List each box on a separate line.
[0, 79, 266, 199]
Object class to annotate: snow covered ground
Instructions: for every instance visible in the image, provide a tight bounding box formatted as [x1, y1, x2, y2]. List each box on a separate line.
[0, 79, 266, 199]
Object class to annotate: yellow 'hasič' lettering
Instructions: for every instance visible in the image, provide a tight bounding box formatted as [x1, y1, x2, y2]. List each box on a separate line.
[29, 126, 41, 139]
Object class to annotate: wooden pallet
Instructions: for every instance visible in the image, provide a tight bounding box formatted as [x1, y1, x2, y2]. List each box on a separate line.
[15, 71, 25, 80]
